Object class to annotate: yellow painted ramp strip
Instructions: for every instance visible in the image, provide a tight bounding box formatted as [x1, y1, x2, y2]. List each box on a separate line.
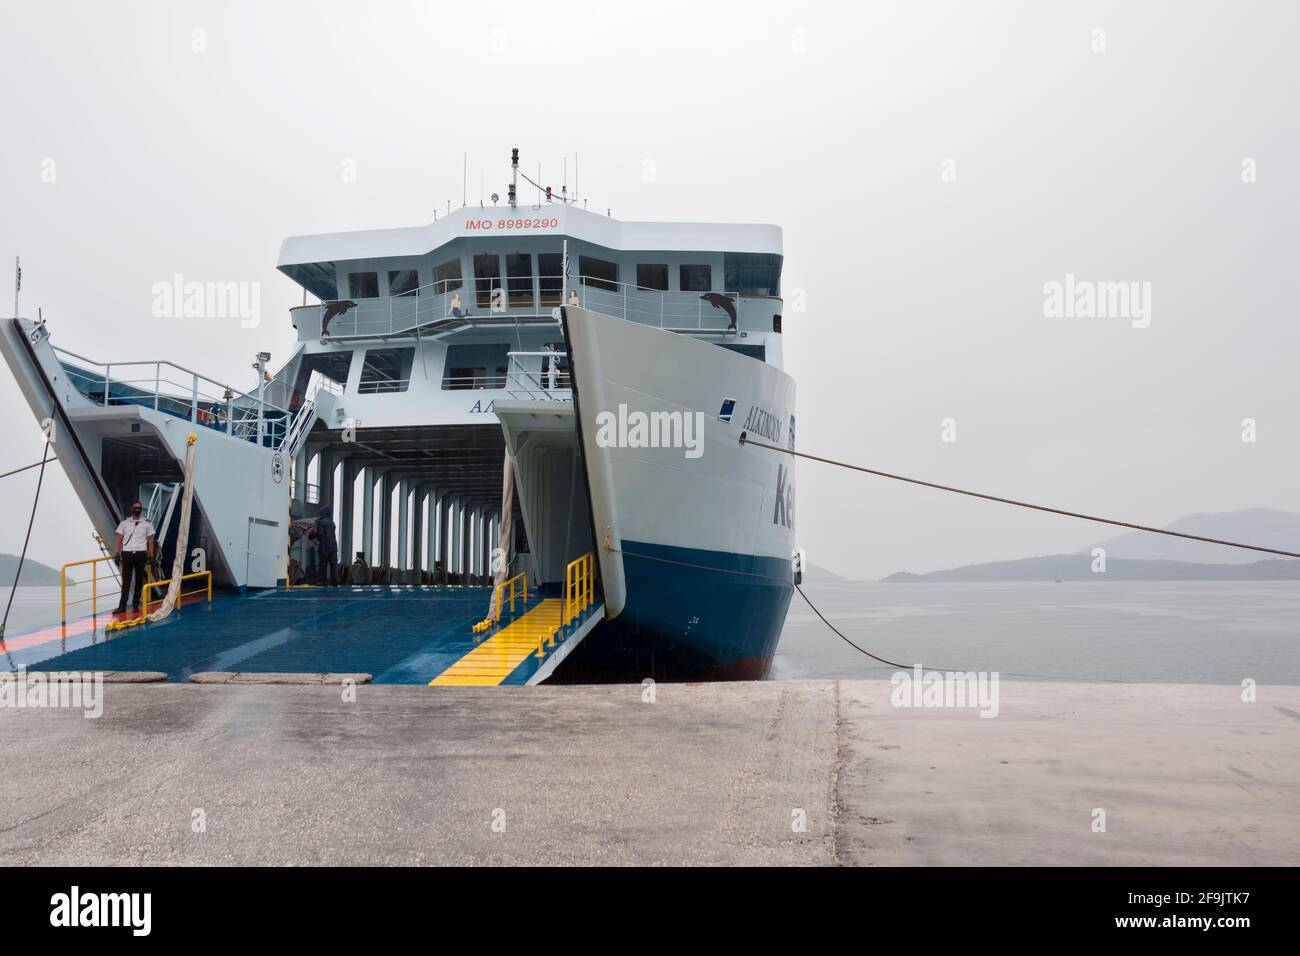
[430, 599, 563, 686]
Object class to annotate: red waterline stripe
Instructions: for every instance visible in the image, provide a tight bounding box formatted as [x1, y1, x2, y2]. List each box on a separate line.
[0, 593, 211, 654]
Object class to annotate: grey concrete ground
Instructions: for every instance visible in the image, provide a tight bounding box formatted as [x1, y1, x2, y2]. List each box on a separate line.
[0, 679, 1295, 865]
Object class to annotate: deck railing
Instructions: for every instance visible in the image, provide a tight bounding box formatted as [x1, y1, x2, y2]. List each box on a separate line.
[54, 347, 292, 448]
[109, 571, 213, 629]
[501, 351, 572, 400]
[563, 552, 595, 629]
[297, 275, 778, 341]
[59, 555, 121, 623]
[473, 571, 529, 634]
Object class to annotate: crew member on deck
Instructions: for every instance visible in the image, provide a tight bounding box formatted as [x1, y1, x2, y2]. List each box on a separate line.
[114, 501, 156, 614]
[317, 511, 339, 586]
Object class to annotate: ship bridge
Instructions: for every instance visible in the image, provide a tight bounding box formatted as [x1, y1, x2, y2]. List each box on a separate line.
[277, 203, 786, 353]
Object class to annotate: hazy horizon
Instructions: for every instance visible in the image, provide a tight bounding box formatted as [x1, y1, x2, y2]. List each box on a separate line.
[2, 0, 1296, 578]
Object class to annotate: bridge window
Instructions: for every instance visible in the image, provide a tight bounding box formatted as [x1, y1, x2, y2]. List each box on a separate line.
[723, 253, 782, 296]
[636, 264, 669, 291]
[358, 347, 415, 393]
[579, 256, 618, 293]
[717, 342, 766, 361]
[348, 272, 379, 299]
[298, 351, 351, 388]
[442, 343, 510, 390]
[434, 258, 463, 293]
[679, 264, 712, 292]
[473, 254, 501, 309]
[388, 269, 420, 297]
[506, 254, 534, 309]
[538, 253, 563, 306]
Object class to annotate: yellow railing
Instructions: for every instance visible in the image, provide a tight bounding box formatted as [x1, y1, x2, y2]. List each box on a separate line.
[108, 570, 213, 630]
[563, 552, 594, 628]
[473, 571, 528, 634]
[60, 555, 122, 623]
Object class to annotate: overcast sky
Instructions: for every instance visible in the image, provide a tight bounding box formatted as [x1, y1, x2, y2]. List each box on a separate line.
[2, 0, 1296, 577]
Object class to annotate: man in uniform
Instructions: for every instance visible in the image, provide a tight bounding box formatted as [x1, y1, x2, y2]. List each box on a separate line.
[316, 511, 339, 586]
[113, 500, 156, 614]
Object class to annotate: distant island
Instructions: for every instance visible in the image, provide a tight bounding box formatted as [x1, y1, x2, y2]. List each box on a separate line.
[0, 553, 64, 587]
[882, 509, 1300, 582]
[882, 554, 1300, 583]
[801, 562, 856, 584]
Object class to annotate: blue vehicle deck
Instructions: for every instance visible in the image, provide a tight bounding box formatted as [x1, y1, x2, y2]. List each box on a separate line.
[7, 586, 585, 685]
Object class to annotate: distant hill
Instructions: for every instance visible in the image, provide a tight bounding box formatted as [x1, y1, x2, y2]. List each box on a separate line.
[1086, 509, 1300, 565]
[882, 554, 1300, 583]
[0, 553, 63, 587]
[801, 562, 858, 583]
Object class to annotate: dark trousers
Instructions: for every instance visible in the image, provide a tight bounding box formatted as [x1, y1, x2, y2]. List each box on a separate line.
[322, 552, 339, 586]
[118, 551, 148, 610]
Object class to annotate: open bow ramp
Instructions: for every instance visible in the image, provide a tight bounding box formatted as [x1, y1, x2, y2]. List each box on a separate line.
[9, 587, 600, 686]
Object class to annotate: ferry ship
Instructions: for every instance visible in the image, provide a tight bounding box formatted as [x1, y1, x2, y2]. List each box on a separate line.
[1, 153, 798, 681]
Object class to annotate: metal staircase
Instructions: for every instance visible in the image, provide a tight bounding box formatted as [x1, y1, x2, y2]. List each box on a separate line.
[279, 398, 317, 460]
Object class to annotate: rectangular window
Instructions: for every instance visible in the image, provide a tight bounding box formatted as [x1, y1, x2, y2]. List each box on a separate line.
[679, 264, 712, 292]
[445, 367, 485, 390]
[434, 258, 463, 293]
[358, 347, 415, 393]
[298, 351, 351, 388]
[388, 269, 420, 297]
[538, 253, 564, 306]
[474, 254, 501, 309]
[579, 255, 618, 293]
[717, 343, 766, 361]
[723, 253, 782, 296]
[506, 253, 534, 309]
[636, 264, 669, 291]
[348, 272, 379, 299]
[442, 343, 510, 390]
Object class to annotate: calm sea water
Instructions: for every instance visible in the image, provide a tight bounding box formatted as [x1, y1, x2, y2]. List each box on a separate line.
[773, 581, 1300, 684]
[0, 587, 68, 636]
[5, 582, 1297, 685]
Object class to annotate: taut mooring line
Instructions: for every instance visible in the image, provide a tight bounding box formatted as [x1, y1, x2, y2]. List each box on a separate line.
[738, 433, 1300, 561]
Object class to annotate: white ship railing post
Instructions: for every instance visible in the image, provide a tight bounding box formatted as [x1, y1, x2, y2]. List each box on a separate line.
[154, 365, 160, 410]
[190, 372, 198, 422]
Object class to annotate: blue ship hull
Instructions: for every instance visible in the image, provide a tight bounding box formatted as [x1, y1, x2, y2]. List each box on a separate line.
[552, 540, 794, 682]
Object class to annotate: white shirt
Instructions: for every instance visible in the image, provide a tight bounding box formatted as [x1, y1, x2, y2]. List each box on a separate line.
[116, 517, 156, 552]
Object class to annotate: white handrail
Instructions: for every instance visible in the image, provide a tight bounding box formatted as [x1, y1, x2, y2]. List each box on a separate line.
[307, 275, 780, 340]
[54, 346, 292, 445]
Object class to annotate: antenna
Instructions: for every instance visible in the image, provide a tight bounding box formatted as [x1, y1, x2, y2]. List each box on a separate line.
[508, 147, 519, 208]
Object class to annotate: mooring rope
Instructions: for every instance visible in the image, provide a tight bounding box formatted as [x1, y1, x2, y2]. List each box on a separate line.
[0, 440, 52, 645]
[146, 434, 199, 625]
[603, 432, 1298, 679]
[738, 432, 1300, 560]
[0, 455, 58, 481]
